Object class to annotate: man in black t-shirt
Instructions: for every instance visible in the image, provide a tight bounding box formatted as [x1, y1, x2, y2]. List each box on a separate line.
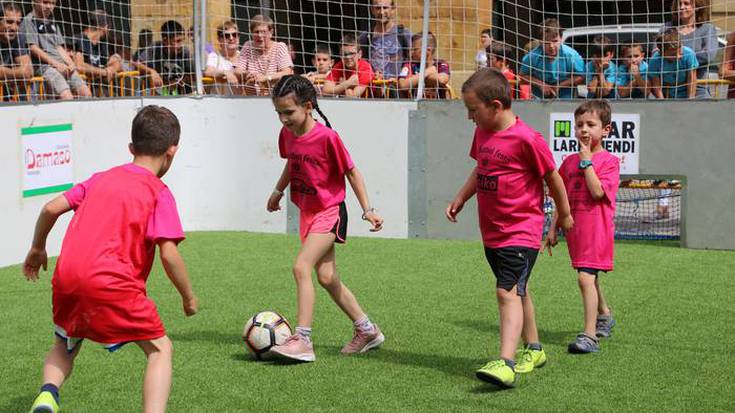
[0, 2, 32, 99]
[137, 20, 194, 94]
[70, 9, 120, 87]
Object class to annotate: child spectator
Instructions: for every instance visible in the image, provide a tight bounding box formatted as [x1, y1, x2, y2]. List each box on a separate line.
[0, 2, 33, 99]
[519, 18, 584, 99]
[70, 10, 121, 93]
[585, 35, 618, 98]
[545, 100, 619, 354]
[648, 28, 698, 99]
[488, 42, 530, 99]
[397, 32, 450, 99]
[24, 105, 198, 413]
[322, 34, 374, 98]
[475, 28, 493, 69]
[132, 28, 153, 62]
[617, 43, 648, 98]
[21, 0, 92, 100]
[359, 0, 412, 80]
[446, 68, 573, 388]
[137, 20, 195, 94]
[303, 43, 333, 84]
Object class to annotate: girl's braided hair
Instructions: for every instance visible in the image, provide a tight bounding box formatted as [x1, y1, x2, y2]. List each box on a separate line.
[272, 75, 331, 128]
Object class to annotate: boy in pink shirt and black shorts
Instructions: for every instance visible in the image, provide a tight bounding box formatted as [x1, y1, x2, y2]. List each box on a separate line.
[545, 100, 619, 354]
[446, 68, 573, 388]
[23, 106, 197, 413]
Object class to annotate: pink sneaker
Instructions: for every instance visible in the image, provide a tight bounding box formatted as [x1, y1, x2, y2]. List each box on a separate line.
[269, 334, 316, 362]
[341, 325, 385, 354]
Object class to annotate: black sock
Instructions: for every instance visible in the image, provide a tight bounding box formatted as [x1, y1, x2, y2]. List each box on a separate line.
[40, 383, 59, 404]
[502, 358, 516, 370]
[527, 342, 542, 351]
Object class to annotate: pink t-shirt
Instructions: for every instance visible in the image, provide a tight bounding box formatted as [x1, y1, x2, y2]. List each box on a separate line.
[470, 117, 556, 249]
[559, 151, 619, 270]
[278, 122, 355, 213]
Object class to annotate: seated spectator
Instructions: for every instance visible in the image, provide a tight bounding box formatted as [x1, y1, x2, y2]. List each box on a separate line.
[488, 42, 530, 99]
[0, 2, 33, 99]
[303, 43, 333, 84]
[204, 20, 240, 95]
[648, 29, 698, 99]
[109, 33, 135, 72]
[721, 31, 735, 99]
[359, 0, 412, 80]
[475, 28, 492, 69]
[21, 0, 91, 100]
[132, 28, 152, 62]
[519, 18, 584, 99]
[70, 10, 121, 93]
[137, 20, 195, 95]
[322, 33, 374, 97]
[585, 35, 618, 98]
[397, 32, 450, 99]
[617, 43, 648, 99]
[234, 14, 293, 96]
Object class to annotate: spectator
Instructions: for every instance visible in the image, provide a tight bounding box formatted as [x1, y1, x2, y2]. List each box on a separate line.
[70, 10, 121, 93]
[648, 29, 698, 99]
[397, 32, 450, 99]
[109, 33, 135, 72]
[286, 41, 299, 73]
[137, 20, 195, 94]
[204, 20, 240, 95]
[303, 43, 333, 84]
[488, 42, 530, 99]
[584, 35, 618, 98]
[475, 28, 492, 69]
[0, 2, 33, 99]
[664, 0, 718, 98]
[519, 18, 584, 99]
[322, 33, 374, 98]
[132, 28, 152, 62]
[617, 43, 648, 99]
[21, 0, 91, 100]
[720, 31, 735, 99]
[359, 0, 412, 80]
[234, 14, 293, 96]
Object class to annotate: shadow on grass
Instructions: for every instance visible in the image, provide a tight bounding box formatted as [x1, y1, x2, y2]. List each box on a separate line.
[168, 330, 240, 346]
[0, 394, 35, 413]
[230, 352, 316, 368]
[452, 319, 577, 346]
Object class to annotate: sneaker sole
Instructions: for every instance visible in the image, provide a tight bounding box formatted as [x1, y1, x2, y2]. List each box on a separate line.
[32, 405, 57, 413]
[567, 344, 599, 354]
[269, 348, 316, 362]
[342, 332, 385, 354]
[475, 371, 516, 388]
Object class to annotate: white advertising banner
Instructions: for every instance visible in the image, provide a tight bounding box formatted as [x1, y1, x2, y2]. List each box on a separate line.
[549, 113, 640, 174]
[22, 123, 74, 197]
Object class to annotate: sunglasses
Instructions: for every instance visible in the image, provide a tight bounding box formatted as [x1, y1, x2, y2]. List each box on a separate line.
[342, 51, 358, 57]
[4, 19, 22, 25]
[220, 32, 238, 40]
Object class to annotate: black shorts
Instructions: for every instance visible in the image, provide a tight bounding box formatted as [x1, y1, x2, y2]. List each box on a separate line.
[330, 202, 348, 244]
[576, 267, 606, 276]
[484, 246, 539, 296]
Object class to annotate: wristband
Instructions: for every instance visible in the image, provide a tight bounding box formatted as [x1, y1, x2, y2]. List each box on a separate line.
[273, 188, 284, 197]
[361, 208, 376, 221]
[578, 159, 593, 170]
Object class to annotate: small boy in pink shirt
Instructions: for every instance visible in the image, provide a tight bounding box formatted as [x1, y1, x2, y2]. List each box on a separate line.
[446, 68, 573, 388]
[545, 100, 619, 354]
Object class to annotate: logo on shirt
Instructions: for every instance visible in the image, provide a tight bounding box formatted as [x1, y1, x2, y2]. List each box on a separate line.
[477, 173, 498, 192]
[291, 178, 317, 196]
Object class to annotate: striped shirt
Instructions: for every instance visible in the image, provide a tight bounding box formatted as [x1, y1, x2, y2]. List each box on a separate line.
[235, 41, 293, 75]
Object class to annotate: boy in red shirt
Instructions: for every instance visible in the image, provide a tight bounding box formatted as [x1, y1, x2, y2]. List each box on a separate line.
[24, 105, 197, 413]
[446, 68, 573, 388]
[322, 33, 374, 97]
[545, 100, 619, 353]
[488, 42, 531, 100]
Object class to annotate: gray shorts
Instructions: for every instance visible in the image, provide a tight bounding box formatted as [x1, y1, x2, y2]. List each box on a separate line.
[40, 66, 87, 95]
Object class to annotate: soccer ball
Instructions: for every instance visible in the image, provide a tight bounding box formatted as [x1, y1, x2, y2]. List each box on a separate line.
[242, 311, 292, 360]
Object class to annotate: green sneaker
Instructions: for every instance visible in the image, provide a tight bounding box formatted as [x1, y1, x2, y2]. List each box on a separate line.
[29, 391, 59, 413]
[475, 359, 517, 388]
[515, 346, 547, 373]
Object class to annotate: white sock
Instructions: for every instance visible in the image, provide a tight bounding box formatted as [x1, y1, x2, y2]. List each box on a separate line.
[295, 326, 312, 343]
[353, 315, 375, 332]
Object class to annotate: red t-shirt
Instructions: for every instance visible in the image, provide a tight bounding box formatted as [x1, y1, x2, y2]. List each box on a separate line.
[559, 151, 619, 270]
[501, 68, 531, 100]
[279, 122, 355, 213]
[325, 59, 374, 86]
[53, 163, 185, 343]
[470, 118, 556, 249]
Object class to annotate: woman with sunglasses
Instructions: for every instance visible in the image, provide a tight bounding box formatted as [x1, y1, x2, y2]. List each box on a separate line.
[204, 20, 241, 95]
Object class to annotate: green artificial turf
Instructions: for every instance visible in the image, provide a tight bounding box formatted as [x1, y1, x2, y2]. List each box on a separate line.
[1, 232, 733, 412]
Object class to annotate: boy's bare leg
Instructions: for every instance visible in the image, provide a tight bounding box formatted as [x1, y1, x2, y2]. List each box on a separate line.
[595, 277, 611, 316]
[136, 336, 173, 413]
[520, 289, 540, 345]
[578, 272, 599, 337]
[42, 336, 81, 387]
[497, 286, 523, 360]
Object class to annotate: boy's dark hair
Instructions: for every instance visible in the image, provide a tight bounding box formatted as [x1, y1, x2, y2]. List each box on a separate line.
[480, 28, 492, 37]
[411, 32, 437, 50]
[161, 20, 184, 40]
[131, 105, 181, 156]
[590, 35, 614, 58]
[87, 9, 108, 28]
[574, 100, 612, 127]
[539, 18, 562, 40]
[138, 28, 153, 48]
[658, 28, 680, 50]
[272, 75, 332, 128]
[1, 2, 23, 18]
[341, 33, 359, 48]
[488, 42, 513, 63]
[461, 68, 512, 109]
[313, 42, 331, 56]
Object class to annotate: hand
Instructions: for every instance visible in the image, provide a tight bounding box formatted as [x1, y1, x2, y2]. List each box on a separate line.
[424, 65, 438, 76]
[445, 198, 465, 223]
[183, 295, 198, 316]
[225, 71, 239, 85]
[105, 67, 117, 79]
[254, 74, 269, 84]
[54, 62, 72, 77]
[23, 247, 48, 281]
[374, 70, 384, 80]
[578, 138, 592, 161]
[542, 84, 557, 98]
[558, 214, 574, 232]
[150, 72, 163, 87]
[629, 64, 640, 75]
[346, 74, 360, 87]
[363, 210, 384, 232]
[542, 231, 558, 256]
[267, 190, 283, 212]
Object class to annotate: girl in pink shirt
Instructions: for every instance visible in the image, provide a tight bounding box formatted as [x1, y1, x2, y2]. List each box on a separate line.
[546, 100, 619, 354]
[265, 75, 385, 362]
